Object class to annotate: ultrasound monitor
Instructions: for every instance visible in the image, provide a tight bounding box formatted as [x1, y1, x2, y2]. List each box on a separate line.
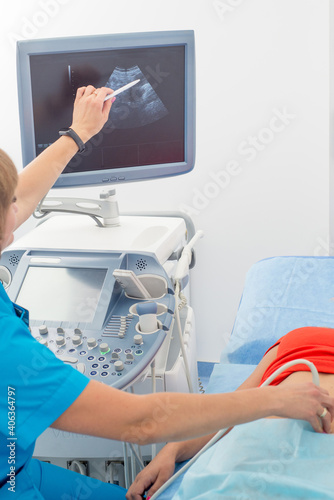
[16, 30, 196, 188]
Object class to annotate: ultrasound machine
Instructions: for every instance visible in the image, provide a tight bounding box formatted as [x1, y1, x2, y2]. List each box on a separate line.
[0, 30, 200, 486]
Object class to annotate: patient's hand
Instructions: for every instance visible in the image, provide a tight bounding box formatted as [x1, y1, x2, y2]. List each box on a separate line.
[274, 382, 334, 433]
[126, 445, 176, 500]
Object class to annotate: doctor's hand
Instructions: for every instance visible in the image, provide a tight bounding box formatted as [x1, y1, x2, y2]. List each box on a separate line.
[70, 86, 115, 144]
[273, 382, 334, 433]
[126, 445, 176, 500]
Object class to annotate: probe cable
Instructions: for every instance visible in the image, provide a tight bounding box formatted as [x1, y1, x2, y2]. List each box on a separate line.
[174, 280, 194, 393]
[150, 359, 320, 499]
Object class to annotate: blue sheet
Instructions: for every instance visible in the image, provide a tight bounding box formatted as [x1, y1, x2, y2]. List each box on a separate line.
[221, 256, 334, 366]
[172, 419, 334, 499]
[205, 363, 256, 393]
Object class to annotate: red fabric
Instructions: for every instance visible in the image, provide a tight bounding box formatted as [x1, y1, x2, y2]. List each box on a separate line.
[259, 327, 334, 386]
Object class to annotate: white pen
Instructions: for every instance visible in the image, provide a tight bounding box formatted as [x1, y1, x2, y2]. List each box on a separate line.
[104, 79, 140, 101]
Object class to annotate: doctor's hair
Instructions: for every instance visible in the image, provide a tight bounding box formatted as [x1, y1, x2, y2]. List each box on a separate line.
[0, 149, 18, 243]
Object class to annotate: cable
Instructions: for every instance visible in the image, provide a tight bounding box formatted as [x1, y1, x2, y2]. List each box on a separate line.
[174, 281, 194, 393]
[263, 359, 319, 387]
[151, 360, 157, 460]
[68, 460, 86, 475]
[128, 443, 145, 470]
[123, 442, 130, 489]
[125, 386, 146, 482]
[177, 290, 187, 311]
[33, 195, 47, 219]
[150, 358, 319, 499]
[170, 230, 203, 395]
[198, 377, 205, 394]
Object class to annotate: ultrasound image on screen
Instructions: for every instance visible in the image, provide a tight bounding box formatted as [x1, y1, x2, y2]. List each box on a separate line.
[29, 45, 185, 174]
[104, 66, 168, 128]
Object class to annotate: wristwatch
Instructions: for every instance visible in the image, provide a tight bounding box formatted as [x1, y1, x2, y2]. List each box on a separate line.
[59, 127, 86, 153]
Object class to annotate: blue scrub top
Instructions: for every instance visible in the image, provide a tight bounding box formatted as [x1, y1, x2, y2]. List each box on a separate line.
[0, 284, 89, 498]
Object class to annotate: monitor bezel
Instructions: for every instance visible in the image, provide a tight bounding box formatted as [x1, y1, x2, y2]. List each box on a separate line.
[16, 30, 196, 188]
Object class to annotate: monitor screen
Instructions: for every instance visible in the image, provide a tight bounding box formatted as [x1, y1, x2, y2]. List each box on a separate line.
[16, 266, 107, 323]
[16, 31, 196, 188]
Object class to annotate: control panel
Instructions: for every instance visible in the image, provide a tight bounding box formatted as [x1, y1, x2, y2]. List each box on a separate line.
[0, 247, 175, 390]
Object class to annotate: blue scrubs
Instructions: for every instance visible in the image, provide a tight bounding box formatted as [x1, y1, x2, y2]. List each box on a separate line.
[0, 284, 127, 499]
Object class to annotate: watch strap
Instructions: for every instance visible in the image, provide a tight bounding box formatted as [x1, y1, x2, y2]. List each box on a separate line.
[59, 127, 86, 153]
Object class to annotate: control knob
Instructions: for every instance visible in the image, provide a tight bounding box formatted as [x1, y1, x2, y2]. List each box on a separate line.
[72, 335, 82, 346]
[87, 338, 97, 348]
[56, 336, 66, 347]
[134, 334, 143, 345]
[100, 342, 110, 355]
[39, 325, 48, 335]
[114, 360, 124, 372]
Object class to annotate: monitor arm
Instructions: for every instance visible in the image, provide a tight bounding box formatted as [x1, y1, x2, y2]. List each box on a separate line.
[34, 189, 120, 227]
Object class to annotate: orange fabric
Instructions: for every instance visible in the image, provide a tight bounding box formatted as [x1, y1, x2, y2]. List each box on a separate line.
[259, 327, 334, 386]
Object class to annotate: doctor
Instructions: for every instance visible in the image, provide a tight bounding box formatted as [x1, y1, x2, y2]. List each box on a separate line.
[1, 86, 333, 500]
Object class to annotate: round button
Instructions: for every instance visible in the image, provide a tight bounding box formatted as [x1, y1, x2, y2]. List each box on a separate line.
[87, 355, 95, 361]
[134, 334, 143, 345]
[56, 336, 66, 347]
[114, 360, 124, 372]
[111, 352, 119, 360]
[39, 325, 48, 335]
[100, 343, 110, 355]
[91, 363, 99, 369]
[90, 370, 98, 376]
[57, 327, 65, 335]
[74, 328, 82, 336]
[87, 338, 97, 348]
[101, 372, 109, 377]
[72, 335, 82, 346]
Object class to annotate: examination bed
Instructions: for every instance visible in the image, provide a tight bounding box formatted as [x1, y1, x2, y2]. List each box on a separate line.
[158, 256, 334, 499]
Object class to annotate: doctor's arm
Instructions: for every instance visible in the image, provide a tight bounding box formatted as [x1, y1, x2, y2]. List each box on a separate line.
[52, 343, 334, 444]
[14, 86, 114, 229]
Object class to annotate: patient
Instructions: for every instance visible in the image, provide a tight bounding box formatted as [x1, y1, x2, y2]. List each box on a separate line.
[126, 326, 334, 500]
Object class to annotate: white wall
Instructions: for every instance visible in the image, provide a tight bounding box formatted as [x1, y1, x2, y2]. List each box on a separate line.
[0, 0, 329, 361]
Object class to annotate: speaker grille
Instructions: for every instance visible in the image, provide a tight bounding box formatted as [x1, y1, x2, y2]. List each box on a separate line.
[8, 254, 20, 267]
[135, 258, 147, 271]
